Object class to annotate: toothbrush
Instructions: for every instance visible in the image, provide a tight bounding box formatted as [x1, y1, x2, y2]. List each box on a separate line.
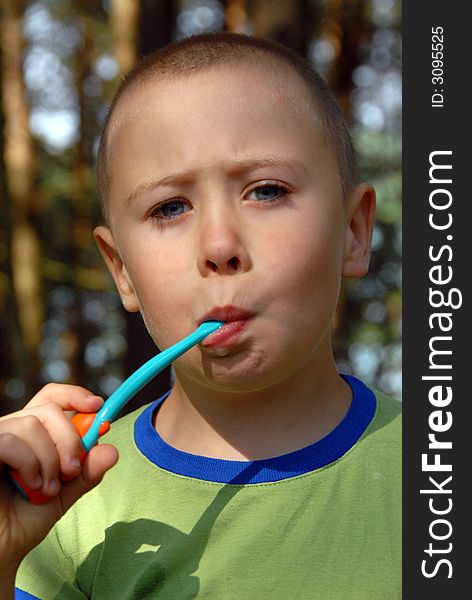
[9, 320, 224, 504]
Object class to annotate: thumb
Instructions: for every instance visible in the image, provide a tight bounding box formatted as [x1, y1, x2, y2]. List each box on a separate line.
[59, 444, 119, 512]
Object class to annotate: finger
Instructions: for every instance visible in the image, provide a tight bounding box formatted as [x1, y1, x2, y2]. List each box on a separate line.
[59, 444, 119, 512]
[26, 383, 104, 413]
[22, 403, 85, 479]
[0, 432, 42, 490]
[0, 415, 60, 497]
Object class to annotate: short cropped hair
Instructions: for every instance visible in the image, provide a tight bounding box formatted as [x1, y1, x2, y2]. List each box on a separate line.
[97, 32, 358, 222]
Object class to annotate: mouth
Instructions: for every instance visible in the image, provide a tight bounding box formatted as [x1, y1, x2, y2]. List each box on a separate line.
[198, 305, 255, 349]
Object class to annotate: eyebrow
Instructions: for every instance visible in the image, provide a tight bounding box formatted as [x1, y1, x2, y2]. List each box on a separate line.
[124, 156, 309, 205]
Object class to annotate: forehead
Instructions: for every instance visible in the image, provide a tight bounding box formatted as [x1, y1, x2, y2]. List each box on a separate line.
[108, 60, 321, 146]
[105, 61, 338, 205]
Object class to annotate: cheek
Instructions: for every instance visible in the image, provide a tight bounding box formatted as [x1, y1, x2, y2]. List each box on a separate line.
[125, 233, 190, 293]
[257, 213, 344, 360]
[121, 237, 194, 344]
[262, 215, 344, 302]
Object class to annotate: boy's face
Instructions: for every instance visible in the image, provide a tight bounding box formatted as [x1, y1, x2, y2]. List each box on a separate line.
[96, 62, 374, 391]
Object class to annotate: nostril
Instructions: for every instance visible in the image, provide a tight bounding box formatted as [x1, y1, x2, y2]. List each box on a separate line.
[228, 257, 239, 270]
[204, 257, 240, 273]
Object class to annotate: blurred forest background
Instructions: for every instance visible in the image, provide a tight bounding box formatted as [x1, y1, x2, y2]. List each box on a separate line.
[0, 0, 401, 417]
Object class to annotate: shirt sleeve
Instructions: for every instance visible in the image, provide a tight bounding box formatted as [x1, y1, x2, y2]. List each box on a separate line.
[15, 525, 87, 600]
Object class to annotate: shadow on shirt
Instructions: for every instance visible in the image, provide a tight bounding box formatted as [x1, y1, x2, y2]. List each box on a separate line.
[61, 466, 260, 599]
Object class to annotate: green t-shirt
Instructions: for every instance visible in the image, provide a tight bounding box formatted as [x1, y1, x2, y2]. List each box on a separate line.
[16, 375, 401, 599]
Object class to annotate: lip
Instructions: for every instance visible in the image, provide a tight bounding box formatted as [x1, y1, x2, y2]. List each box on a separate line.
[199, 305, 255, 348]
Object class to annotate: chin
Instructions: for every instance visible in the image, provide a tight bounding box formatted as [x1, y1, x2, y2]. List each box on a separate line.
[195, 346, 286, 392]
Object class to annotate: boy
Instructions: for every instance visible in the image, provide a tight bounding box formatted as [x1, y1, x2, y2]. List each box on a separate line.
[0, 33, 401, 599]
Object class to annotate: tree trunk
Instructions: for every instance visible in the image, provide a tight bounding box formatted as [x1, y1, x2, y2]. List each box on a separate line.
[138, 0, 176, 57]
[322, 0, 371, 119]
[249, 0, 318, 56]
[0, 0, 42, 404]
[110, 0, 140, 73]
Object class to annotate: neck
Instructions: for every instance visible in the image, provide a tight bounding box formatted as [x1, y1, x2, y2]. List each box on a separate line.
[155, 345, 352, 461]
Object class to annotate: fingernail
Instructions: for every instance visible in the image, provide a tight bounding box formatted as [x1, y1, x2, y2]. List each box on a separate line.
[47, 479, 60, 494]
[70, 457, 81, 469]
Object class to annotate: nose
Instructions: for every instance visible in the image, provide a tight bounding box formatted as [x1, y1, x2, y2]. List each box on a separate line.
[196, 207, 251, 277]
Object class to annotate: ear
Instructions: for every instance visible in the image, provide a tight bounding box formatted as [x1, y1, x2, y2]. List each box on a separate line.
[94, 226, 140, 312]
[342, 182, 376, 278]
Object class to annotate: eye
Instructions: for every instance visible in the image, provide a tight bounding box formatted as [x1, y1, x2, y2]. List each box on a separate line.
[246, 182, 290, 203]
[150, 199, 191, 221]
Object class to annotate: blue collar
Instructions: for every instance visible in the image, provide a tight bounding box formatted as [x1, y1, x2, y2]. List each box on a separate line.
[134, 374, 376, 484]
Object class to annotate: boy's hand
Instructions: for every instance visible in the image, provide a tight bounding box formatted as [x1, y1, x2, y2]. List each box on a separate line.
[0, 384, 118, 576]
